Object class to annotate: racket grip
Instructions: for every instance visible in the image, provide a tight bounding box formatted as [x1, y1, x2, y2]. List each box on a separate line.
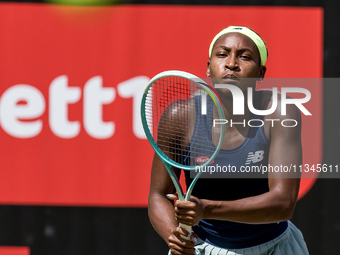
[179, 223, 192, 240]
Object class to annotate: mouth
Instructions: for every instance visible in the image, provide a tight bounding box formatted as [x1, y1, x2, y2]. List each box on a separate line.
[215, 74, 240, 84]
[222, 74, 239, 80]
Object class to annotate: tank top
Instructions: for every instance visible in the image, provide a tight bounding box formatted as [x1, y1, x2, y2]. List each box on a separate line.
[183, 94, 287, 249]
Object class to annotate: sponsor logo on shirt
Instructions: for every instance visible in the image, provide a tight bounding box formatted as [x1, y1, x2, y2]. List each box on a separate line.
[195, 156, 214, 164]
[245, 150, 264, 165]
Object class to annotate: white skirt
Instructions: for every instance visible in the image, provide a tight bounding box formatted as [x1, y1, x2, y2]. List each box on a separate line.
[169, 221, 309, 255]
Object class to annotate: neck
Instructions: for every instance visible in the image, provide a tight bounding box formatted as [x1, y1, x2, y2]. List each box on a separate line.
[216, 89, 254, 122]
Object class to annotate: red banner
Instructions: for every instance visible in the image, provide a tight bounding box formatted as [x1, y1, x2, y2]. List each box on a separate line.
[0, 4, 323, 206]
[0, 247, 30, 255]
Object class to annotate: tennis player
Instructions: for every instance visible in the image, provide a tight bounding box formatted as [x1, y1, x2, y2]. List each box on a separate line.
[148, 26, 309, 255]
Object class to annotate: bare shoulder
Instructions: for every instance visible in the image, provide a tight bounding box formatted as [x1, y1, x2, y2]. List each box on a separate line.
[161, 97, 195, 119]
[158, 97, 195, 153]
[259, 90, 302, 143]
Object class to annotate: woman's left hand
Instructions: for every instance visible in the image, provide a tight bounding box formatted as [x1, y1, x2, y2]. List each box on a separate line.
[167, 194, 206, 226]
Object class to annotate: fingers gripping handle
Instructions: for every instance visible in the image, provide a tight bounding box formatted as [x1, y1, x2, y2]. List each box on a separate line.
[179, 223, 192, 240]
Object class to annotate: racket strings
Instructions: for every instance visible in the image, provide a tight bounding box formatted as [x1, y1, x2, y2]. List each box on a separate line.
[145, 76, 219, 167]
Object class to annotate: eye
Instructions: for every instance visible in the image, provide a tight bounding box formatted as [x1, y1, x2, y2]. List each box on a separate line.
[240, 55, 251, 60]
[216, 51, 227, 57]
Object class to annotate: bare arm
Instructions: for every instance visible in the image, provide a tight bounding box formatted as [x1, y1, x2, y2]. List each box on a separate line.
[148, 152, 178, 241]
[148, 100, 197, 255]
[148, 153, 197, 255]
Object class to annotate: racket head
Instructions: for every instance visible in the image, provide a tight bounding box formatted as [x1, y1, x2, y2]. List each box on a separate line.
[141, 70, 225, 171]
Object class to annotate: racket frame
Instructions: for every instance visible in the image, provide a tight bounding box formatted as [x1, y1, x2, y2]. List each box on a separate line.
[141, 70, 225, 236]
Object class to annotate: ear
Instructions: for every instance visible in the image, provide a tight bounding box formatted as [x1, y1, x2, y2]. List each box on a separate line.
[206, 60, 211, 77]
[259, 65, 266, 79]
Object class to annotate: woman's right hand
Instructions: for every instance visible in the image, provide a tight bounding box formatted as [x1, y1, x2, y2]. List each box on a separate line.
[167, 226, 197, 255]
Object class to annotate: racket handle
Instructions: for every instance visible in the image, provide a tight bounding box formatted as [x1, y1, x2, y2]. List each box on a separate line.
[179, 223, 192, 240]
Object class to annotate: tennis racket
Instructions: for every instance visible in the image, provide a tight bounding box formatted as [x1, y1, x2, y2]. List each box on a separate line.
[141, 70, 225, 239]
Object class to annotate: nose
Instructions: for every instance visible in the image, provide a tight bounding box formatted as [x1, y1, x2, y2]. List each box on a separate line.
[225, 54, 238, 70]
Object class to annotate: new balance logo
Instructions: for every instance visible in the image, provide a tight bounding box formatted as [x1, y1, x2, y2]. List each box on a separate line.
[245, 150, 264, 165]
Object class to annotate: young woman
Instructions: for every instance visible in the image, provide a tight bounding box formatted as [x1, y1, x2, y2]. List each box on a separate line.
[148, 26, 309, 255]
